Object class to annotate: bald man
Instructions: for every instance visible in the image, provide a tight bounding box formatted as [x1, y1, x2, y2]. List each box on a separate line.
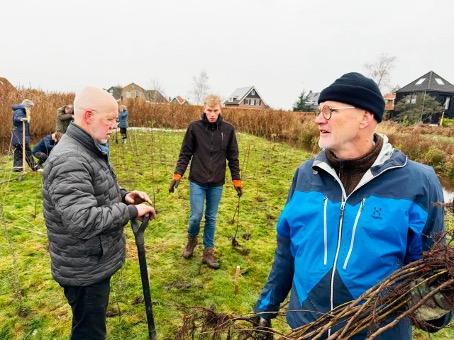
[42, 87, 156, 339]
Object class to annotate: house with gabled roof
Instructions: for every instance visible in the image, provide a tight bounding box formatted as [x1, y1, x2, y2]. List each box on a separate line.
[106, 83, 167, 103]
[223, 86, 269, 109]
[395, 71, 454, 120]
[145, 90, 168, 103]
[171, 96, 189, 105]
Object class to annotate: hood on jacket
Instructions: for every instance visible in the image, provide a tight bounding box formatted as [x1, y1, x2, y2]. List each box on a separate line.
[12, 104, 26, 111]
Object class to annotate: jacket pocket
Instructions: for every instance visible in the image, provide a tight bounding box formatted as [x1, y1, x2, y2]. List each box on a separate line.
[84, 236, 103, 257]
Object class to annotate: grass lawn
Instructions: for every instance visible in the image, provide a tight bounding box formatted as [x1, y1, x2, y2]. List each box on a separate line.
[0, 129, 452, 339]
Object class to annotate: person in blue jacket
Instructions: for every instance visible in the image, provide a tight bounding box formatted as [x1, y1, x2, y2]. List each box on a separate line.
[11, 99, 37, 172]
[32, 131, 63, 170]
[118, 104, 128, 143]
[254, 72, 452, 339]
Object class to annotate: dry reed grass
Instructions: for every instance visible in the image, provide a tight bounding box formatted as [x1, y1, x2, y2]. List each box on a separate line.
[1, 89, 453, 182]
[0, 86, 74, 139]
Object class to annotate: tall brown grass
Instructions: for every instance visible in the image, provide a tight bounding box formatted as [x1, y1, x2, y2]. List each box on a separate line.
[1, 89, 453, 183]
[0, 87, 74, 139]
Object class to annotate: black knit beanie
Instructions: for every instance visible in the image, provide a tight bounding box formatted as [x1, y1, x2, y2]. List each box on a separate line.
[318, 72, 385, 122]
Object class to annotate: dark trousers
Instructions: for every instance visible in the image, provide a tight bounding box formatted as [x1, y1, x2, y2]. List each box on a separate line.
[63, 277, 111, 340]
[13, 144, 35, 170]
[33, 151, 48, 165]
[120, 127, 127, 140]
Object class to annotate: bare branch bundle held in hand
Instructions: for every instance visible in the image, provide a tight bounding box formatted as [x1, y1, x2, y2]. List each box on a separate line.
[286, 232, 454, 339]
[174, 230, 454, 339]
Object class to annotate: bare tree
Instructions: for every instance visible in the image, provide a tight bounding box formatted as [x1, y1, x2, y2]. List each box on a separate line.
[364, 54, 397, 94]
[191, 71, 210, 105]
[147, 78, 167, 98]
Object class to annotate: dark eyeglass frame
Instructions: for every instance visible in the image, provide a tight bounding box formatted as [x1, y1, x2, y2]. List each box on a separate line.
[315, 105, 356, 120]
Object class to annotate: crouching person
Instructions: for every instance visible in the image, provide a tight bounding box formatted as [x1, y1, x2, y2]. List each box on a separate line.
[32, 132, 62, 171]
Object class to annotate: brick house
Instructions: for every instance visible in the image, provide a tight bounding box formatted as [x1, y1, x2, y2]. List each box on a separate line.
[223, 86, 269, 109]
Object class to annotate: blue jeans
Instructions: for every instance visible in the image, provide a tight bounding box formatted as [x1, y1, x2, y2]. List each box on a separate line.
[188, 182, 223, 248]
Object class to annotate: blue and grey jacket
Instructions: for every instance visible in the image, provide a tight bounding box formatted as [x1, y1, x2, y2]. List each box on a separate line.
[11, 104, 31, 146]
[254, 135, 450, 339]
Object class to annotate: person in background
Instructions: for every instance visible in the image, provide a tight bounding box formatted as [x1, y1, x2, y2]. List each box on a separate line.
[253, 72, 451, 339]
[56, 104, 74, 133]
[32, 131, 63, 170]
[118, 104, 128, 144]
[42, 87, 156, 339]
[169, 94, 243, 269]
[11, 99, 36, 172]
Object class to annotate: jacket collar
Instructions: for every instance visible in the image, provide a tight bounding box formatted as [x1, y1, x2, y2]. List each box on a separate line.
[313, 133, 407, 184]
[201, 113, 222, 128]
[66, 123, 108, 158]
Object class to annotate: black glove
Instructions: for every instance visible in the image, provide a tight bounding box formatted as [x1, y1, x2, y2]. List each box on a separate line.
[169, 179, 180, 193]
[251, 316, 273, 339]
[409, 278, 451, 321]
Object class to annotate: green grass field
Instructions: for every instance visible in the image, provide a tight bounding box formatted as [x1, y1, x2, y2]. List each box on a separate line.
[0, 129, 452, 339]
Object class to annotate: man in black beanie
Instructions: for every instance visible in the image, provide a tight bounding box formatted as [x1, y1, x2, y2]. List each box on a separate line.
[253, 72, 451, 338]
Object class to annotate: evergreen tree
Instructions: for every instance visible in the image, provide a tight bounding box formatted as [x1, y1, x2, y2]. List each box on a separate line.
[394, 93, 444, 126]
[293, 90, 313, 112]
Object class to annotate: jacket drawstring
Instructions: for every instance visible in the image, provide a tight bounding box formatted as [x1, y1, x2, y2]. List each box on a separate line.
[323, 196, 328, 265]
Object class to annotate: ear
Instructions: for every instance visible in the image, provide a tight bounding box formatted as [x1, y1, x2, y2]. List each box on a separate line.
[360, 111, 374, 128]
[83, 110, 93, 124]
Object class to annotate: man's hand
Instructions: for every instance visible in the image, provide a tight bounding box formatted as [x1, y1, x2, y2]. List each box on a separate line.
[169, 174, 181, 193]
[409, 278, 451, 321]
[125, 190, 153, 205]
[136, 204, 157, 220]
[233, 180, 243, 197]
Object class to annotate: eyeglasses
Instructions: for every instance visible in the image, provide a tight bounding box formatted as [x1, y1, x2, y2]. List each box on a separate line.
[315, 106, 356, 120]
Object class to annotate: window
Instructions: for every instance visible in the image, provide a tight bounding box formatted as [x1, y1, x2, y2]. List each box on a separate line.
[410, 94, 417, 104]
[257, 100, 261, 106]
[415, 78, 425, 85]
[136, 91, 141, 99]
[125, 91, 131, 98]
[244, 99, 249, 105]
[435, 78, 444, 85]
[251, 90, 256, 95]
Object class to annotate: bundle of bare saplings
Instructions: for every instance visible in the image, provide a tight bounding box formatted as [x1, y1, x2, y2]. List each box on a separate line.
[174, 227, 454, 339]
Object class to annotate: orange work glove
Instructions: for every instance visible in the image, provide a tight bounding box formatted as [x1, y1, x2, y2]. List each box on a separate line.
[233, 180, 243, 197]
[169, 174, 182, 193]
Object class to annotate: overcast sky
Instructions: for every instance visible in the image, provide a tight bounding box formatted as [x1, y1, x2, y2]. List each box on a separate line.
[2, 0, 454, 110]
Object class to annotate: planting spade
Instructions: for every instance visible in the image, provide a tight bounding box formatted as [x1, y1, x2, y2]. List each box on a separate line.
[130, 215, 157, 339]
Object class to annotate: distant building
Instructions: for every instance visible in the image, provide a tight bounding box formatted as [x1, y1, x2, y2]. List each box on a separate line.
[171, 96, 189, 105]
[394, 71, 454, 121]
[223, 86, 269, 109]
[106, 83, 167, 103]
[306, 91, 320, 110]
[383, 93, 396, 111]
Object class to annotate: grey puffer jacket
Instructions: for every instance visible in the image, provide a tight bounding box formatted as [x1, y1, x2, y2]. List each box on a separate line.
[42, 123, 138, 286]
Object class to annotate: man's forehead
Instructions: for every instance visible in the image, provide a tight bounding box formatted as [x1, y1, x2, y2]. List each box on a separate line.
[205, 105, 221, 110]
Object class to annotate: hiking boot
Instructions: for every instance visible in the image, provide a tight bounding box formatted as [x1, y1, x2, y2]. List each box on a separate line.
[183, 236, 198, 259]
[202, 248, 220, 269]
